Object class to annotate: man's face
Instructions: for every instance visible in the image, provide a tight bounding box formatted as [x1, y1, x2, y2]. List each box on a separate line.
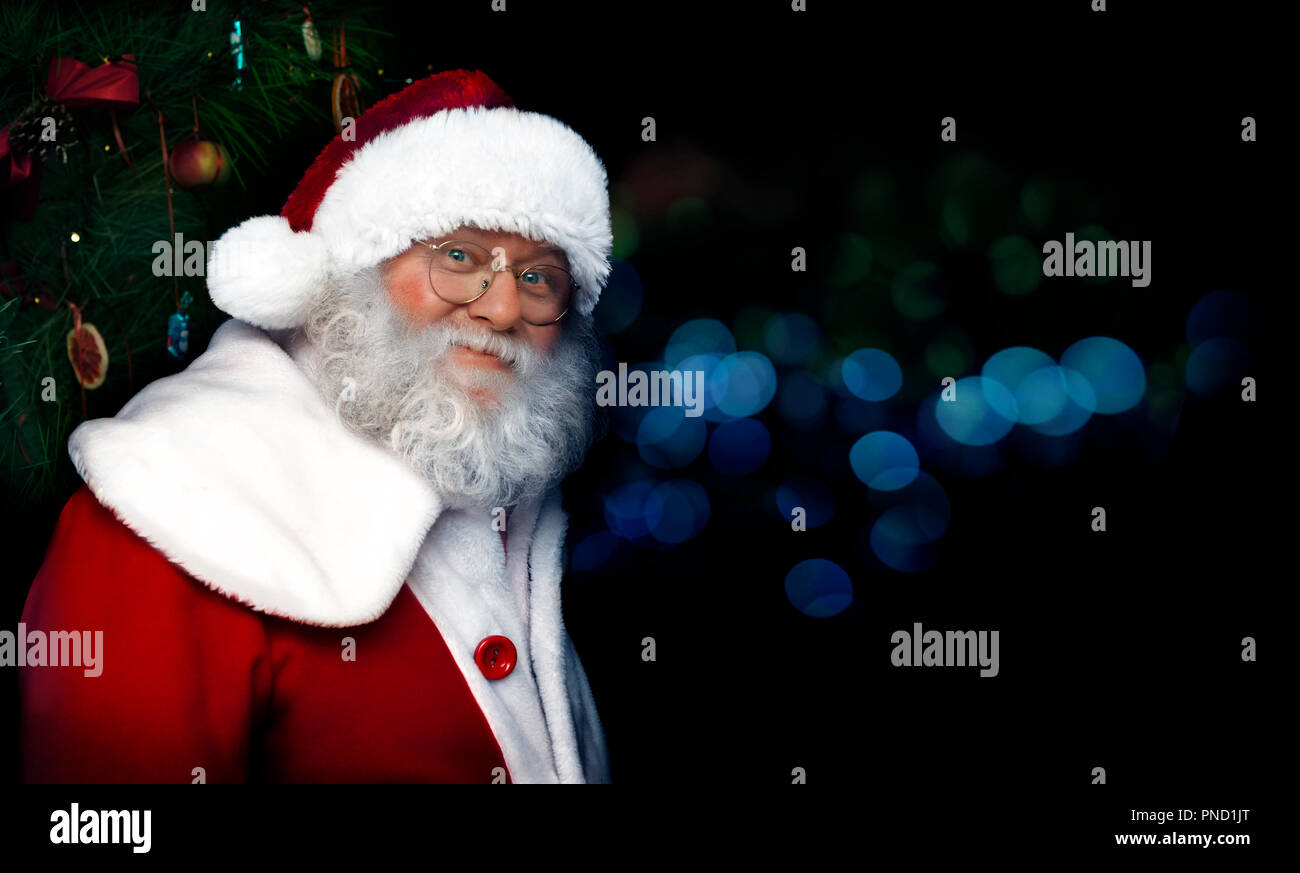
[300, 225, 602, 509]
[380, 226, 568, 405]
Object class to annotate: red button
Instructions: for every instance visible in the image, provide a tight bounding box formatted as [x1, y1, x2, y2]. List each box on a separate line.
[474, 635, 517, 680]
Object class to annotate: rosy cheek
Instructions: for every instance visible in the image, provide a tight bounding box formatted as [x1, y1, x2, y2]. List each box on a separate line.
[385, 268, 435, 320]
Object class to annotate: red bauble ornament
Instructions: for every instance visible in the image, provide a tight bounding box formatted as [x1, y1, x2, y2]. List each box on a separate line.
[169, 138, 232, 189]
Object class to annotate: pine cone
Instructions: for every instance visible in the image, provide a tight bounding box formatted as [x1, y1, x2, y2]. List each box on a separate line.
[8, 98, 80, 164]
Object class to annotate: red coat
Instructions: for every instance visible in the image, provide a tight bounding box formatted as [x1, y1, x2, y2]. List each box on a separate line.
[22, 485, 513, 782]
[18, 319, 609, 783]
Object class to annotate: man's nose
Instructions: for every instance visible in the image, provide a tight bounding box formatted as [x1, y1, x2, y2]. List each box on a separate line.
[466, 268, 524, 330]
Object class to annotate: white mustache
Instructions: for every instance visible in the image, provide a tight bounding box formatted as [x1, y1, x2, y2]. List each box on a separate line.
[429, 323, 526, 370]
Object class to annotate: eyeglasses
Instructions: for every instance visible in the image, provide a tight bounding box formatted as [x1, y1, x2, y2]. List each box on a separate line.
[421, 239, 577, 326]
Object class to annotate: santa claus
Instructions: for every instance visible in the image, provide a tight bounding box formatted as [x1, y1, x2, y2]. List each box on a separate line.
[19, 69, 613, 783]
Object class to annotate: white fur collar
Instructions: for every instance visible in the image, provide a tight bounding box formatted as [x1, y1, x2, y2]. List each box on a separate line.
[66, 317, 443, 627]
[66, 316, 611, 781]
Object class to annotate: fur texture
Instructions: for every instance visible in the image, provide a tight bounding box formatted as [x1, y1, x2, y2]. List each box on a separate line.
[207, 215, 330, 330]
[205, 101, 612, 331]
[65, 316, 609, 781]
[67, 318, 439, 626]
[282, 69, 514, 233]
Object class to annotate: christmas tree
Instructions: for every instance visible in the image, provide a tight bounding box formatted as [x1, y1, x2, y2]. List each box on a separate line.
[0, 0, 385, 508]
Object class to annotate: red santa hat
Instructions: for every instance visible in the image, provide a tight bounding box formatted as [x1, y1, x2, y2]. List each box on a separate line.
[206, 69, 612, 330]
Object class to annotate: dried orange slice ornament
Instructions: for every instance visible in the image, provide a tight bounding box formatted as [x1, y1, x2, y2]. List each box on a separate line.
[66, 322, 109, 389]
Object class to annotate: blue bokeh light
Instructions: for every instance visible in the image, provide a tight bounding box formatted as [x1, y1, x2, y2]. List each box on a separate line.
[645, 479, 710, 544]
[981, 346, 1055, 422]
[1185, 337, 1252, 396]
[775, 477, 836, 528]
[676, 352, 726, 422]
[1060, 336, 1145, 414]
[841, 348, 903, 402]
[784, 558, 854, 618]
[571, 530, 622, 572]
[777, 370, 828, 426]
[1013, 365, 1071, 425]
[1027, 367, 1096, 436]
[1186, 290, 1260, 348]
[870, 505, 944, 572]
[849, 431, 920, 490]
[603, 480, 661, 541]
[664, 318, 736, 369]
[934, 376, 1017, 445]
[608, 361, 664, 443]
[636, 405, 707, 469]
[866, 470, 951, 572]
[914, 394, 1003, 475]
[763, 312, 821, 366]
[710, 351, 778, 418]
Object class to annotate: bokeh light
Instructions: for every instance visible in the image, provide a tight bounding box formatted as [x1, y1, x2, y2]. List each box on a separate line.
[610, 207, 640, 260]
[1060, 336, 1145, 414]
[850, 431, 920, 490]
[571, 530, 622, 572]
[604, 480, 661, 541]
[841, 348, 903, 402]
[988, 235, 1042, 295]
[677, 352, 726, 422]
[636, 406, 707, 469]
[828, 233, 873, 289]
[777, 370, 828, 426]
[940, 195, 972, 249]
[934, 376, 1017, 445]
[1026, 367, 1096, 436]
[784, 559, 854, 618]
[608, 361, 663, 443]
[870, 506, 943, 572]
[914, 394, 1002, 476]
[867, 471, 950, 573]
[645, 479, 710, 544]
[981, 346, 1055, 422]
[664, 318, 736, 369]
[1186, 290, 1260, 348]
[763, 312, 821, 365]
[710, 351, 778, 418]
[1020, 180, 1054, 229]
[1185, 338, 1252, 396]
[1014, 365, 1073, 425]
[775, 476, 836, 528]
[891, 261, 947, 321]
[924, 329, 975, 379]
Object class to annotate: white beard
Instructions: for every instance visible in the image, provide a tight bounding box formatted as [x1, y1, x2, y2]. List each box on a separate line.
[300, 264, 601, 510]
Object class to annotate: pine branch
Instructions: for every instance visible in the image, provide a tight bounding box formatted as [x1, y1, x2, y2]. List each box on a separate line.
[1, 0, 391, 504]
